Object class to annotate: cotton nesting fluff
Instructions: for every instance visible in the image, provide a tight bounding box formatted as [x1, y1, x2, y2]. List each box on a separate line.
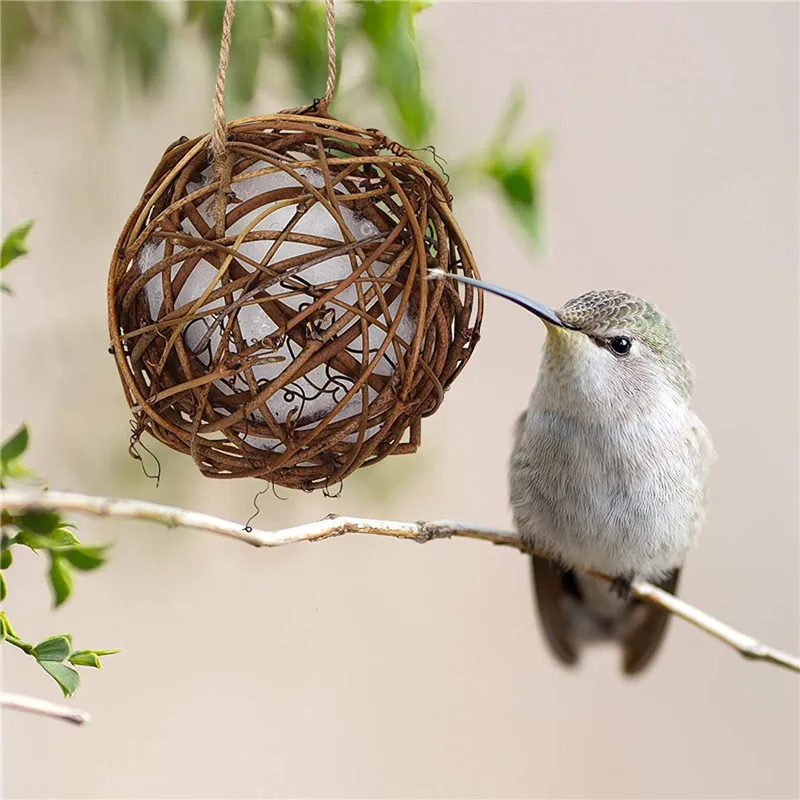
[135, 164, 415, 454]
[108, 115, 483, 489]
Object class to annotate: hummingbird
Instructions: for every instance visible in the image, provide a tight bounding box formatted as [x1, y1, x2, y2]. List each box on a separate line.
[431, 271, 715, 674]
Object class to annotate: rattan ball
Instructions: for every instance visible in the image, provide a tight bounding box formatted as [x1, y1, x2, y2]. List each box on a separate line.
[108, 112, 483, 491]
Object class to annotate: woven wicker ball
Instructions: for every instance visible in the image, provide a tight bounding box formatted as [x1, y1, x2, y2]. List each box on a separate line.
[108, 112, 483, 491]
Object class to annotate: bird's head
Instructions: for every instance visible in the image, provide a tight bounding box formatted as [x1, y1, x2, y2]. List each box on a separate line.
[430, 272, 692, 420]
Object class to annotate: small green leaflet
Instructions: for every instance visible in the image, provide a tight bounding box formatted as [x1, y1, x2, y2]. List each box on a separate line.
[39, 661, 80, 698]
[49, 555, 74, 607]
[1, 220, 33, 269]
[70, 648, 121, 669]
[31, 634, 73, 662]
[1, 423, 29, 464]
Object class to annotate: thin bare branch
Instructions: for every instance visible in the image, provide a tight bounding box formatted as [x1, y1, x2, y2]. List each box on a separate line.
[2, 488, 797, 674]
[627, 580, 799, 671]
[0, 691, 90, 725]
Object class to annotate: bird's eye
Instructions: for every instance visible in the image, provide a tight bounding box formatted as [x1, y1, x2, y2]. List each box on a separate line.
[608, 336, 632, 356]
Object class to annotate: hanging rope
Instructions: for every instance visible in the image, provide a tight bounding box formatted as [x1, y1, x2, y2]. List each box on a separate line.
[211, 0, 237, 165]
[321, 0, 336, 110]
[211, 0, 336, 147]
[209, 0, 337, 226]
[280, 0, 337, 116]
[210, 0, 237, 234]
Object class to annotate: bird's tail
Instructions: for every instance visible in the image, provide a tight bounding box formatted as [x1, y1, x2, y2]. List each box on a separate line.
[530, 555, 681, 675]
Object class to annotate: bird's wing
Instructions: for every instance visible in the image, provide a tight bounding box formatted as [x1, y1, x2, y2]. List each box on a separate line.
[530, 555, 579, 666]
[621, 568, 681, 675]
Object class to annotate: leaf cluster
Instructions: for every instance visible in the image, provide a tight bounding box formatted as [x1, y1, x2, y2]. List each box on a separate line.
[1, 615, 119, 698]
[480, 89, 549, 246]
[182, 1, 435, 145]
[2, 2, 544, 245]
[2, 1, 432, 144]
[1, 225, 119, 698]
[2, 3, 545, 247]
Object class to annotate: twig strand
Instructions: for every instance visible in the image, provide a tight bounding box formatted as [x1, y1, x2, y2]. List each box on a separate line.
[0, 692, 90, 726]
[2, 489, 797, 674]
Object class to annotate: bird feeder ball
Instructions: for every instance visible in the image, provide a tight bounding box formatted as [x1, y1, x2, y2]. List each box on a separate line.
[108, 113, 483, 491]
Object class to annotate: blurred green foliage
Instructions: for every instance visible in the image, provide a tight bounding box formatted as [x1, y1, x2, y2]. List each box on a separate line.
[357, 0, 432, 144]
[482, 88, 549, 246]
[1, 219, 33, 270]
[0, 1, 546, 705]
[1, 0, 544, 246]
[102, 1, 172, 90]
[1, 218, 34, 294]
[283, 0, 329, 102]
[1, 420, 119, 697]
[188, 0, 275, 106]
[1, 225, 119, 698]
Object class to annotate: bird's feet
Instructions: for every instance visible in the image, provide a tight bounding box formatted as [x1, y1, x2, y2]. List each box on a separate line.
[609, 572, 634, 600]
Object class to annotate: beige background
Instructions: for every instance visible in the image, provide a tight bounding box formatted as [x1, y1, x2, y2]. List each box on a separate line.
[2, 2, 798, 798]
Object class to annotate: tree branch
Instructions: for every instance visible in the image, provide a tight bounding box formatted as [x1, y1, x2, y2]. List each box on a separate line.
[2, 488, 798, 674]
[0, 691, 90, 725]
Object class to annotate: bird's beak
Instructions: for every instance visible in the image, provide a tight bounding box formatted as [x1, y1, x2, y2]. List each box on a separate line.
[429, 271, 578, 330]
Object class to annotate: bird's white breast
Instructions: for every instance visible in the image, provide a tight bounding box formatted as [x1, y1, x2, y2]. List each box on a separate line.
[509, 392, 712, 580]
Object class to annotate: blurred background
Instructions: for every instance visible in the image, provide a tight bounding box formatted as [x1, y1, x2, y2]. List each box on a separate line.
[2, 2, 798, 798]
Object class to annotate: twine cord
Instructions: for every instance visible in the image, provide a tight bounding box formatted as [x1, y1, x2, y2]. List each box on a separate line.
[323, 0, 336, 109]
[212, 0, 337, 139]
[211, 0, 237, 165]
[210, 0, 337, 224]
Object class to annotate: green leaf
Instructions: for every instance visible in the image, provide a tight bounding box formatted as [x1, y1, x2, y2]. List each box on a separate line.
[189, 0, 273, 107]
[69, 647, 121, 667]
[0, 283, 13, 296]
[1, 533, 13, 569]
[490, 85, 526, 151]
[0, 572, 6, 602]
[286, 1, 328, 100]
[0, 3, 36, 71]
[32, 633, 72, 662]
[0, 611, 21, 641]
[485, 141, 547, 246]
[0, 617, 32, 652]
[1, 423, 29, 464]
[48, 556, 74, 607]
[478, 90, 549, 247]
[42, 526, 79, 546]
[187, 0, 226, 45]
[18, 510, 61, 536]
[231, 1, 274, 106]
[39, 661, 80, 698]
[1, 459, 36, 483]
[48, 526, 81, 546]
[15, 527, 78, 550]
[69, 650, 102, 668]
[487, 153, 536, 209]
[1, 220, 34, 269]
[91, 648, 122, 657]
[69, 647, 119, 666]
[358, 0, 432, 145]
[60, 544, 110, 571]
[103, 1, 171, 91]
[0, 612, 32, 653]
